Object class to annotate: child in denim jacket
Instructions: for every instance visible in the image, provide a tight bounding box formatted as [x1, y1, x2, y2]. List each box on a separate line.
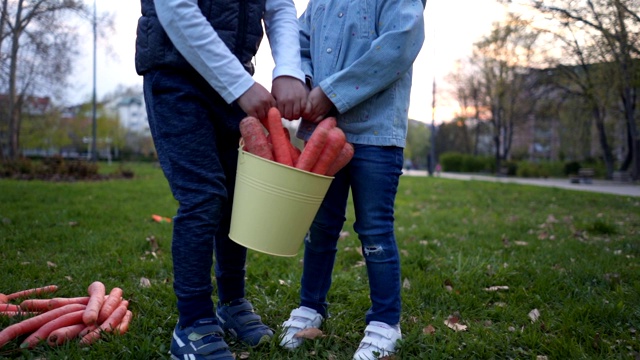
[279, 0, 425, 359]
[135, 0, 306, 359]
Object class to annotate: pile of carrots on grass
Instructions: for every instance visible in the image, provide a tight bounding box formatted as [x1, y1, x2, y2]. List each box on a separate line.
[240, 107, 354, 176]
[0, 281, 132, 349]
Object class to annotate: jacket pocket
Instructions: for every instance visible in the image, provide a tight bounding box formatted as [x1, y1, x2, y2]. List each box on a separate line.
[357, 0, 374, 39]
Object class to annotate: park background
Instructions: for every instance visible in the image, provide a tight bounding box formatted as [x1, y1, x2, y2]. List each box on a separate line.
[1, 0, 639, 181]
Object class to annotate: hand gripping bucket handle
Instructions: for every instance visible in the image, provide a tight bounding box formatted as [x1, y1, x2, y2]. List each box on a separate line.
[229, 147, 333, 257]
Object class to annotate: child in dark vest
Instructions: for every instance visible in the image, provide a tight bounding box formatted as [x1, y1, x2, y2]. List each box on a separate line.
[135, 0, 306, 359]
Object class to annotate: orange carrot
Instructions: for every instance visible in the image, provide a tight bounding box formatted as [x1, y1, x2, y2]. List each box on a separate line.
[0, 303, 86, 348]
[80, 300, 129, 346]
[326, 142, 355, 176]
[114, 310, 133, 335]
[78, 324, 97, 338]
[19, 299, 52, 312]
[83, 281, 106, 325]
[265, 107, 293, 166]
[288, 141, 301, 166]
[48, 296, 91, 310]
[46, 323, 86, 346]
[21, 309, 85, 349]
[97, 288, 123, 324]
[296, 126, 330, 172]
[240, 116, 274, 161]
[0, 304, 21, 312]
[0, 311, 40, 318]
[311, 127, 347, 175]
[6, 285, 58, 301]
[317, 116, 337, 131]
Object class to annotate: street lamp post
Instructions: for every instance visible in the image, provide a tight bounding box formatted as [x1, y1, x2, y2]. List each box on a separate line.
[428, 77, 436, 176]
[90, 0, 97, 162]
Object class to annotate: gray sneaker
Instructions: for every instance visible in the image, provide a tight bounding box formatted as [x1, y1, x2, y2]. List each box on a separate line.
[279, 306, 324, 349]
[170, 318, 234, 360]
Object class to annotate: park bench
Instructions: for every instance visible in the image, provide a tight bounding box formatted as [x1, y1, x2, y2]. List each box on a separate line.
[578, 168, 594, 184]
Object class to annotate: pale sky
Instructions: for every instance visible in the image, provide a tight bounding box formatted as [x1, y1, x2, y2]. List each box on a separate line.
[69, 0, 508, 124]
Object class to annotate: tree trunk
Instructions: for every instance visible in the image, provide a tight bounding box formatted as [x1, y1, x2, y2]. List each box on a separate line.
[590, 105, 615, 179]
[7, 0, 24, 159]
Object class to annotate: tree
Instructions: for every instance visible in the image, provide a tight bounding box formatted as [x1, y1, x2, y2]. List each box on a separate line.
[1, 0, 87, 160]
[500, 0, 640, 179]
[472, 13, 543, 173]
[446, 59, 492, 155]
[405, 119, 430, 169]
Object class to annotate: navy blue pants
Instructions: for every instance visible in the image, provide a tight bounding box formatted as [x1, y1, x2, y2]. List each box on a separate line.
[144, 69, 248, 327]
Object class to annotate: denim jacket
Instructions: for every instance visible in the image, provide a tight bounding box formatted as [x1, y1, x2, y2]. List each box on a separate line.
[297, 0, 425, 147]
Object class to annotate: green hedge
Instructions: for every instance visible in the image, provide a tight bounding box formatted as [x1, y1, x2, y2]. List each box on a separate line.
[439, 152, 602, 178]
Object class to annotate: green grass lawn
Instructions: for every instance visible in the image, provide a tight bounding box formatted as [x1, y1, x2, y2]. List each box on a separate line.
[1, 162, 638, 359]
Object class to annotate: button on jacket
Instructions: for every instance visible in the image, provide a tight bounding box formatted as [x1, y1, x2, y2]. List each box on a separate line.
[297, 0, 425, 147]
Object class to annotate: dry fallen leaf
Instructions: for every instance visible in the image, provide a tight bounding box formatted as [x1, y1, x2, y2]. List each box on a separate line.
[146, 235, 160, 252]
[403, 278, 411, 289]
[140, 277, 152, 288]
[444, 316, 468, 332]
[47, 261, 57, 268]
[529, 308, 540, 323]
[484, 286, 509, 292]
[278, 279, 289, 286]
[423, 324, 436, 335]
[294, 328, 324, 340]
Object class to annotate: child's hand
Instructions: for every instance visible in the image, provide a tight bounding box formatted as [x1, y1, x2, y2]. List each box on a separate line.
[237, 82, 277, 120]
[303, 87, 333, 123]
[272, 76, 307, 120]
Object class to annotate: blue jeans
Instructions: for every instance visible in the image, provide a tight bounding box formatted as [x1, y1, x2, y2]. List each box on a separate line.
[144, 69, 248, 326]
[300, 144, 404, 326]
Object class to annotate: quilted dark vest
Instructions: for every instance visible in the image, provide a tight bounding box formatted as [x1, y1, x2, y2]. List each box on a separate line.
[135, 0, 267, 76]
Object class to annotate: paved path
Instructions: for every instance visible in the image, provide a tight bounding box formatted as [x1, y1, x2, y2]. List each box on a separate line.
[402, 170, 640, 197]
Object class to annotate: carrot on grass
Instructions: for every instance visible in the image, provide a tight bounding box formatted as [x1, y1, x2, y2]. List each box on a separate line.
[80, 300, 129, 346]
[265, 107, 293, 166]
[240, 116, 274, 161]
[47, 323, 86, 346]
[20, 299, 52, 312]
[6, 285, 58, 301]
[97, 288, 123, 324]
[48, 296, 91, 310]
[310, 127, 347, 175]
[78, 324, 97, 338]
[0, 304, 21, 312]
[82, 281, 106, 325]
[0, 303, 86, 348]
[21, 309, 85, 349]
[114, 310, 133, 335]
[326, 142, 355, 176]
[0, 311, 40, 318]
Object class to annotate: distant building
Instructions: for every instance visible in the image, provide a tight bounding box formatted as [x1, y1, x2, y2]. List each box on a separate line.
[108, 94, 149, 135]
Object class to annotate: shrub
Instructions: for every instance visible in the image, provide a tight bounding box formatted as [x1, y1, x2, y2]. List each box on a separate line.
[0, 156, 132, 181]
[439, 152, 464, 172]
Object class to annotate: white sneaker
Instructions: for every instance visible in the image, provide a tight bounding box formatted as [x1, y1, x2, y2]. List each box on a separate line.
[279, 306, 323, 349]
[353, 321, 402, 360]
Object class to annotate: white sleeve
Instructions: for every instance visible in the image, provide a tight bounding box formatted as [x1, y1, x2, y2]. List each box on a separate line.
[155, 0, 255, 103]
[263, 0, 305, 82]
